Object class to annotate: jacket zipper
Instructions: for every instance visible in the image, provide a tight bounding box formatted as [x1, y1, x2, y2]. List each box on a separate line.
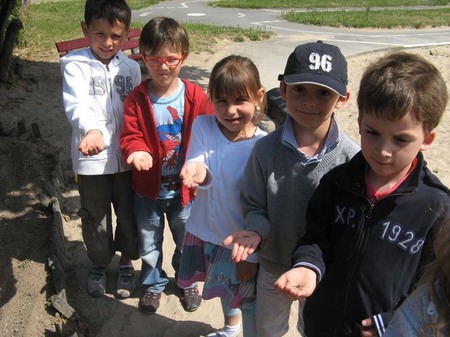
[333, 198, 373, 337]
[333, 189, 410, 336]
[106, 64, 122, 170]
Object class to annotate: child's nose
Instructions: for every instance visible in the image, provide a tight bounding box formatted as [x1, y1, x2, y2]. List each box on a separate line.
[376, 142, 392, 157]
[104, 37, 113, 48]
[226, 104, 237, 114]
[302, 93, 315, 106]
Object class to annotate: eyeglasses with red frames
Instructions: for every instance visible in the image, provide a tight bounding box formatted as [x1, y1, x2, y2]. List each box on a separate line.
[143, 56, 184, 67]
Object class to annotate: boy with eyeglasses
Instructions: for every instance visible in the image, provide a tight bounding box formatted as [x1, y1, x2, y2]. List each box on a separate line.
[120, 16, 214, 314]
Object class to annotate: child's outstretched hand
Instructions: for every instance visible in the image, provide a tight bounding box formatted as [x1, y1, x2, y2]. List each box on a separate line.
[127, 151, 153, 171]
[223, 230, 262, 262]
[180, 161, 207, 189]
[274, 267, 317, 301]
[236, 261, 258, 282]
[78, 130, 104, 156]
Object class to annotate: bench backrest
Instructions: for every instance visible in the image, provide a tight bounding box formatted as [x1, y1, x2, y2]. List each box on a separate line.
[55, 27, 141, 60]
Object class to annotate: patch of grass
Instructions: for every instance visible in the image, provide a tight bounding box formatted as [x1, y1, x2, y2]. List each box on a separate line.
[282, 8, 450, 28]
[127, 0, 160, 10]
[210, 0, 448, 9]
[183, 23, 274, 53]
[19, 1, 85, 51]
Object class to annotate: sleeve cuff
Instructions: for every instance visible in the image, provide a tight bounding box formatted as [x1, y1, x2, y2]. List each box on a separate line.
[245, 252, 259, 264]
[197, 165, 213, 189]
[373, 313, 386, 336]
[292, 262, 322, 281]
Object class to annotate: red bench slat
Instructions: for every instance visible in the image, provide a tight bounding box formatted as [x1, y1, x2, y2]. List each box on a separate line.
[55, 28, 141, 60]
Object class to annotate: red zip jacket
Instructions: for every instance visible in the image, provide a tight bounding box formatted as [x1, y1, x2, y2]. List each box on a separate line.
[120, 78, 214, 207]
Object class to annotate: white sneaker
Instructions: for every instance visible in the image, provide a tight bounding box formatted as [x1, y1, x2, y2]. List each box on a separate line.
[206, 322, 241, 337]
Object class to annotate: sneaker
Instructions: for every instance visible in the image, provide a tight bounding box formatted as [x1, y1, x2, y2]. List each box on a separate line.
[206, 322, 241, 337]
[87, 267, 107, 297]
[116, 266, 136, 299]
[139, 291, 161, 314]
[180, 286, 202, 312]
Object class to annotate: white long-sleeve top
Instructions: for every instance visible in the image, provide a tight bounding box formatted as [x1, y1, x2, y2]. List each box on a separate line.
[185, 115, 267, 263]
[60, 48, 141, 175]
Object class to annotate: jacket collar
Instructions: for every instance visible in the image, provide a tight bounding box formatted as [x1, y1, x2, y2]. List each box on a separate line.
[337, 151, 427, 196]
[135, 78, 198, 99]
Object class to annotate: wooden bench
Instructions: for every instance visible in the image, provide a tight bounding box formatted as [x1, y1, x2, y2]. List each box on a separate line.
[55, 27, 141, 60]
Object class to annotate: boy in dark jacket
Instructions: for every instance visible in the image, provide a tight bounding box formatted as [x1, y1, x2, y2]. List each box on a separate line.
[275, 52, 450, 337]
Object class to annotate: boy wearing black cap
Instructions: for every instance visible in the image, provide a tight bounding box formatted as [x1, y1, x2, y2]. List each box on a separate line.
[223, 41, 359, 336]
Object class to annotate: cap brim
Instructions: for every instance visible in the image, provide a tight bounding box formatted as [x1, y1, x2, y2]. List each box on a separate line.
[283, 73, 347, 97]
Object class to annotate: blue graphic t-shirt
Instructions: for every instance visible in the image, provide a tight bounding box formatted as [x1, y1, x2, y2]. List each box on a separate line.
[150, 79, 186, 199]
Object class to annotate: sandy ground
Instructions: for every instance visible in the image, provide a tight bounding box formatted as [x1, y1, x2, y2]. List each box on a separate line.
[0, 41, 449, 337]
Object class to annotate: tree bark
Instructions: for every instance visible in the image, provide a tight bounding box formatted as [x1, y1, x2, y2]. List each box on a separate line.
[0, 0, 16, 52]
[0, 18, 22, 82]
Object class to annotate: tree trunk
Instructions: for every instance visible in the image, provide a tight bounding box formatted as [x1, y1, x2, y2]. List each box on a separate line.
[0, 0, 16, 52]
[0, 18, 23, 82]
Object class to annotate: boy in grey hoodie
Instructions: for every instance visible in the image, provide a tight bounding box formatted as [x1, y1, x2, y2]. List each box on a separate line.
[60, 0, 141, 299]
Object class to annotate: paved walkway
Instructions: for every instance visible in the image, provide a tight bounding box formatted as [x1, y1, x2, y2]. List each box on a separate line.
[132, 0, 450, 88]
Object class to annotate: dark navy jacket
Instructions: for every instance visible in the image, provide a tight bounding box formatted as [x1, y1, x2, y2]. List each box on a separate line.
[292, 151, 450, 337]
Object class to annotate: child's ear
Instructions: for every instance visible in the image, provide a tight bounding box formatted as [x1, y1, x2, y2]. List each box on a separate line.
[81, 21, 88, 37]
[358, 115, 362, 135]
[420, 129, 436, 151]
[335, 91, 351, 110]
[180, 52, 188, 65]
[258, 87, 266, 104]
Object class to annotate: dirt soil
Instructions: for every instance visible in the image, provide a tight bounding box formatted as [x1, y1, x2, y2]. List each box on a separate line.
[0, 43, 449, 337]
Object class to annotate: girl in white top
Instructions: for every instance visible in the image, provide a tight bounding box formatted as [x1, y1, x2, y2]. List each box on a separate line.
[177, 55, 267, 337]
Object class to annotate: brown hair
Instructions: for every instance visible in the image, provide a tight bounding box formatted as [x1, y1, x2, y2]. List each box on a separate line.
[357, 52, 448, 133]
[418, 219, 450, 336]
[139, 17, 189, 57]
[208, 55, 266, 125]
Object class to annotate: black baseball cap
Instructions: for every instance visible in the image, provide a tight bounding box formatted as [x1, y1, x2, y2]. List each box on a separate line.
[278, 41, 348, 97]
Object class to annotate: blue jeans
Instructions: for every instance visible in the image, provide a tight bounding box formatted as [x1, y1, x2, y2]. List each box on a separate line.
[134, 194, 193, 293]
